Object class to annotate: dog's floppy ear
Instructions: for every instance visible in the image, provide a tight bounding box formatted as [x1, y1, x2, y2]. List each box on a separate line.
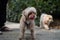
[22, 10, 28, 18]
[22, 10, 25, 16]
[21, 8, 29, 17]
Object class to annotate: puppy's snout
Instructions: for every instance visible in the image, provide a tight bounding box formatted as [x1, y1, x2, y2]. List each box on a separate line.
[33, 15, 35, 17]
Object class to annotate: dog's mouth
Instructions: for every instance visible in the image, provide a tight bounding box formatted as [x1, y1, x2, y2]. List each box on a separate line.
[29, 17, 35, 20]
[45, 22, 48, 25]
[44, 21, 48, 25]
[29, 15, 35, 20]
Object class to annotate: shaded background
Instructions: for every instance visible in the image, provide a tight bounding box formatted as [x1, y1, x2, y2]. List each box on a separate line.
[6, 0, 60, 27]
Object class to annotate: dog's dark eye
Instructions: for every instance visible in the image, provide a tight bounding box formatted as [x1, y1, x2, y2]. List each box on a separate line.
[49, 18, 51, 19]
[29, 12, 35, 15]
[28, 12, 35, 16]
[29, 12, 32, 15]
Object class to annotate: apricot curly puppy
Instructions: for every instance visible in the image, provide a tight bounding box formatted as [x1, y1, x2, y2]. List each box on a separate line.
[19, 7, 37, 40]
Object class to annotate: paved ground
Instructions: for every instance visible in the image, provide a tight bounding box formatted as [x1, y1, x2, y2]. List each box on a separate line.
[0, 21, 60, 40]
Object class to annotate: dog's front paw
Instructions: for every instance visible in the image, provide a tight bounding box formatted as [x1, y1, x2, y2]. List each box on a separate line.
[19, 38, 22, 40]
[31, 38, 35, 40]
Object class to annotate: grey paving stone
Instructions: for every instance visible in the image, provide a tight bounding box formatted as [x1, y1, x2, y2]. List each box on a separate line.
[0, 21, 60, 40]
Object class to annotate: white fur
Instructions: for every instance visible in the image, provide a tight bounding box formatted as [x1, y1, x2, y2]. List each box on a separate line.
[40, 13, 53, 30]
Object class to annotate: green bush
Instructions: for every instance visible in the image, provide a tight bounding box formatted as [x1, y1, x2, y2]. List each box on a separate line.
[7, 0, 60, 25]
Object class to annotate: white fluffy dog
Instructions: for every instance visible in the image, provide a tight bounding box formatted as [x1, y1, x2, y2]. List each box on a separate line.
[40, 13, 53, 30]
